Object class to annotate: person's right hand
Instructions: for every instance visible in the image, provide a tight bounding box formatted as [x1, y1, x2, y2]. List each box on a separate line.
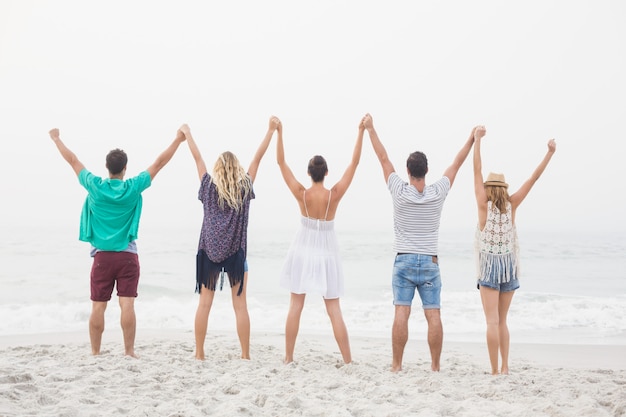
[178, 124, 191, 137]
[547, 138, 556, 153]
[358, 115, 366, 131]
[473, 125, 486, 140]
[270, 116, 281, 132]
[362, 113, 373, 130]
[176, 129, 186, 142]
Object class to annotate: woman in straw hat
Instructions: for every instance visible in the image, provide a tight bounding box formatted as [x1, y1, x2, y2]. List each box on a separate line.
[472, 126, 556, 375]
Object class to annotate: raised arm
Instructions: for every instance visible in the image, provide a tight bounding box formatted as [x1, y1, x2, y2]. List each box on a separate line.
[509, 139, 557, 209]
[276, 118, 306, 199]
[442, 127, 475, 187]
[330, 117, 365, 200]
[363, 113, 395, 183]
[49, 128, 85, 176]
[180, 124, 207, 181]
[472, 126, 487, 205]
[146, 128, 186, 180]
[248, 116, 279, 183]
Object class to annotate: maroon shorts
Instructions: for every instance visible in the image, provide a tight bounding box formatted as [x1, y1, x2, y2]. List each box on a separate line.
[90, 251, 140, 301]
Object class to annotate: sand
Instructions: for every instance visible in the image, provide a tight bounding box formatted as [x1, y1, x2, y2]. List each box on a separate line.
[0, 329, 624, 417]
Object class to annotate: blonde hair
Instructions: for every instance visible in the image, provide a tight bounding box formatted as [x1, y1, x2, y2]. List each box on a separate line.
[486, 186, 510, 214]
[211, 151, 252, 211]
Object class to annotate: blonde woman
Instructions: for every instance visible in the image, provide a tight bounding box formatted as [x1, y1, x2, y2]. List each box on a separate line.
[276, 116, 365, 365]
[473, 125, 556, 374]
[180, 118, 279, 360]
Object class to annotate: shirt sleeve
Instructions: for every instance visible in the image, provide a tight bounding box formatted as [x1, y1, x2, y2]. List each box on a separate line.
[246, 174, 255, 201]
[122, 171, 152, 194]
[135, 171, 152, 192]
[78, 169, 98, 191]
[434, 176, 451, 196]
[198, 172, 211, 202]
[387, 172, 404, 197]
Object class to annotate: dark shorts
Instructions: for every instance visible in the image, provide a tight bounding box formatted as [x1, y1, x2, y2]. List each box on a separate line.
[90, 251, 140, 302]
[196, 249, 248, 296]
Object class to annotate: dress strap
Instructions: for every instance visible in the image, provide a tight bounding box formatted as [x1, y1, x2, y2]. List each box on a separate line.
[303, 190, 310, 218]
[324, 190, 331, 220]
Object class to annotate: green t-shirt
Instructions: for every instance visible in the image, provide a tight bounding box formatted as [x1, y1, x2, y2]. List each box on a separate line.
[78, 169, 152, 251]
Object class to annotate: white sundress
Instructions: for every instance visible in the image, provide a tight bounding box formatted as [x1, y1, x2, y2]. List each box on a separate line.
[279, 190, 344, 299]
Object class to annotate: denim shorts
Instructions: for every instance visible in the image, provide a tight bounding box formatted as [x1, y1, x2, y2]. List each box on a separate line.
[477, 275, 520, 292]
[476, 268, 519, 292]
[476, 255, 520, 292]
[392, 253, 441, 309]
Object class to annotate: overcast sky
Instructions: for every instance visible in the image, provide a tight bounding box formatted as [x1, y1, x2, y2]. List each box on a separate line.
[1, 1, 625, 242]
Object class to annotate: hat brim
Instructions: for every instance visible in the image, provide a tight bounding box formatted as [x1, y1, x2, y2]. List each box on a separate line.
[484, 181, 508, 188]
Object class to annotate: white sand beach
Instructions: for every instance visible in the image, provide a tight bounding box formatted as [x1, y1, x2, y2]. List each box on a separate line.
[0, 330, 624, 417]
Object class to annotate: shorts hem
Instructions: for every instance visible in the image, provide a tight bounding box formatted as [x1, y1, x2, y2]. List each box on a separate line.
[477, 280, 520, 292]
[91, 296, 112, 302]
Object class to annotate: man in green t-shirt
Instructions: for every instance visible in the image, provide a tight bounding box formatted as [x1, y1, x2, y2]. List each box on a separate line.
[49, 127, 186, 357]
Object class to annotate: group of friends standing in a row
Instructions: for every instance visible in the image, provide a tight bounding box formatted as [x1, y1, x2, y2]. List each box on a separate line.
[49, 113, 556, 375]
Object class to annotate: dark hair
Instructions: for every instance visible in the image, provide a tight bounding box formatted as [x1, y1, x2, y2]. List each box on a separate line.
[307, 155, 328, 183]
[406, 151, 428, 179]
[106, 148, 128, 175]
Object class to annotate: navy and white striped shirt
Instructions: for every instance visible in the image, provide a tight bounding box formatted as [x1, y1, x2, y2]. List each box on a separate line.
[387, 173, 451, 255]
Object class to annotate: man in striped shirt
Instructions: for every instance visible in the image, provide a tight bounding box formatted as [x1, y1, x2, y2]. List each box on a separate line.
[363, 114, 475, 372]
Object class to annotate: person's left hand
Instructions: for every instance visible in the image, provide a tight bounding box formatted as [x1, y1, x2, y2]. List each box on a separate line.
[270, 116, 281, 132]
[473, 125, 486, 140]
[49, 128, 60, 140]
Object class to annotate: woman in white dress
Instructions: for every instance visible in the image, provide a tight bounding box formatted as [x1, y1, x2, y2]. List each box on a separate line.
[275, 116, 365, 364]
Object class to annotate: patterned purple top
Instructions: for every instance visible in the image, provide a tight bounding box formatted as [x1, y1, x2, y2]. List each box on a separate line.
[197, 173, 255, 263]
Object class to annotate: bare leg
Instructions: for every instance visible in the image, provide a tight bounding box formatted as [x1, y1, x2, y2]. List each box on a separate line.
[480, 286, 501, 375]
[391, 305, 410, 372]
[324, 298, 351, 364]
[424, 308, 443, 371]
[89, 301, 107, 355]
[231, 273, 250, 359]
[284, 293, 305, 364]
[194, 285, 215, 360]
[118, 296, 137, 358]
[498, 290, 515, 375]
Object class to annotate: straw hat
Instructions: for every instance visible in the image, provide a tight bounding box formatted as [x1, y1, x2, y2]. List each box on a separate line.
[484, 172, 508, 188]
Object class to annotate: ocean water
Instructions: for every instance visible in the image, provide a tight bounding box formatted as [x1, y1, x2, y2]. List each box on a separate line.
[1, 224, 625, 346]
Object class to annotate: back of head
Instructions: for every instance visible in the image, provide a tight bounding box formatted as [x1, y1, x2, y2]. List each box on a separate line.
[106, 149, 128, 176]
[406, 151, 428, 179]
[484, 172, 510, 213]
[212, 151, 251, 211]
[308, 155, 328, 183]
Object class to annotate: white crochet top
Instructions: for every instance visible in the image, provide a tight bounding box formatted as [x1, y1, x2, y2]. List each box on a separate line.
[475, 201, 520, 282]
